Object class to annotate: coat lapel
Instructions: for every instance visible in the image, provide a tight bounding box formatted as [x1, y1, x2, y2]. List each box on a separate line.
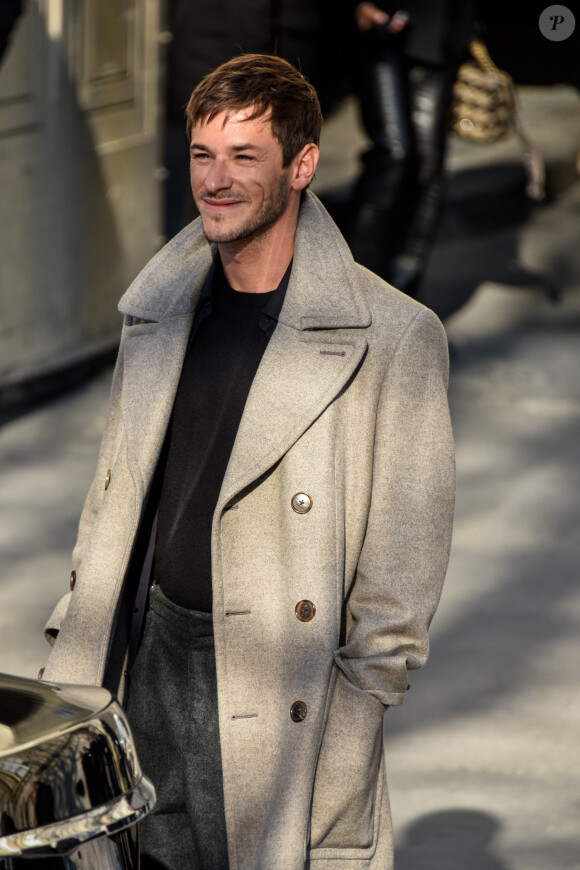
[217, 326, 367, 509]
[120, 315, 193, 490]
[117, 219, 214, 491]
[217, 192, 371, 510]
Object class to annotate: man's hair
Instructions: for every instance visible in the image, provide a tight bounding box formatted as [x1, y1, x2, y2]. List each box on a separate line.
[185, 54, 323, 168]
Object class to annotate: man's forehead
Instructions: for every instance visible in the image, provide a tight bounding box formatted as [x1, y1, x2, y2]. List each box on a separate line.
[197, 106, 273, 130]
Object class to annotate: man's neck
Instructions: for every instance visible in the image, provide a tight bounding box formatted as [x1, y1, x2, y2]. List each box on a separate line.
[218, 203, 299, 293]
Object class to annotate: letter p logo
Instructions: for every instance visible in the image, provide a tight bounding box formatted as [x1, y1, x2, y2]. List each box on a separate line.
[539, 5, 575, 40]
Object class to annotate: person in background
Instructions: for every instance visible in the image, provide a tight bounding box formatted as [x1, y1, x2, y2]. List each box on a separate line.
[42, 54, 455, 870]
[347, 0, 475, 298]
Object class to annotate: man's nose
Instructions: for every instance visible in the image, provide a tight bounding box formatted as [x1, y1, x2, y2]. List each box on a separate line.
[204, 158, 232, 193]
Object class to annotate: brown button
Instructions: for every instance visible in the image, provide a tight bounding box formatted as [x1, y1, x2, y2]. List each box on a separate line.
[291, 492, 312, 514]
[105, 469, 111, 490]
[295, 600, 316, 622]
[38, 667, 45, 680]
[70, 570, 76, 591]
[290, 700, 307, 722]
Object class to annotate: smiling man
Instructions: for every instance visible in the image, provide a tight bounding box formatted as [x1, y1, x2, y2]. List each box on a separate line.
[42, 54, 455, 870]
[191, 109, 300, 246]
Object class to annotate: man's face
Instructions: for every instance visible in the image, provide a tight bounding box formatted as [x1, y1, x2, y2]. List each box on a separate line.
[190, 108, 295, 245]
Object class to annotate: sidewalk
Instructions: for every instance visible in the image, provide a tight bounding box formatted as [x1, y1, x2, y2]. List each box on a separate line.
[1, 85, 580, 869]
[384, 86, 580, 869]
[388, 208, 580, 868]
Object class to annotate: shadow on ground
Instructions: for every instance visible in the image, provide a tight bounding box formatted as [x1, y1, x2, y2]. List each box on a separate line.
[395, 810, 508, 870]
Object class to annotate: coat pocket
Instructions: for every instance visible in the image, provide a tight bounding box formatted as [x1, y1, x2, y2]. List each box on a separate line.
[308, 668, 386, 855]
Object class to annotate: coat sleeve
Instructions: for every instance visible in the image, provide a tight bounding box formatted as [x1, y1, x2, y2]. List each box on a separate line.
[334, 306, 456, 705]
[43, 342, 127, 647]
[308, 307, 455, 853]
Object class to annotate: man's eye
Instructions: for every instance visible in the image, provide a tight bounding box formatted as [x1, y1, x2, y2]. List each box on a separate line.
[191, 152, 209, 160]
[236, 154, 253, 161]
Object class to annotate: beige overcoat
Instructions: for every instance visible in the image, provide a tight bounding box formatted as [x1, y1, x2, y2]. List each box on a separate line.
[43, 192, 455, 869]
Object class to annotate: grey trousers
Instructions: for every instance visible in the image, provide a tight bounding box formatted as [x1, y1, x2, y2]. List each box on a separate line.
[125, 585, 229, 870]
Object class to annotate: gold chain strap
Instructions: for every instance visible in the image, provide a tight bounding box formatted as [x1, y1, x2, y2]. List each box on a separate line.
[468, 39, 501, 75]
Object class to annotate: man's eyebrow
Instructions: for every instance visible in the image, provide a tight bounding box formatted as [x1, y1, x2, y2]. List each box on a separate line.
[190, 141, 262, 152]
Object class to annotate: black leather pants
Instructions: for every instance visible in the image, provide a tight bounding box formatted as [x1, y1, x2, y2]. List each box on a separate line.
[348, 49, 455, 297]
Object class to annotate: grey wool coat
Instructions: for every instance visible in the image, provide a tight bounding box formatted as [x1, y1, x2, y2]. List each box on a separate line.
[43, 192, 455, 869]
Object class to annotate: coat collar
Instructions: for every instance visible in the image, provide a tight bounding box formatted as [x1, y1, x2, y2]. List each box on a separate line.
[279, 192, 371, 331]
[118, 192, 371, 331]
[118, 217, 213, 321]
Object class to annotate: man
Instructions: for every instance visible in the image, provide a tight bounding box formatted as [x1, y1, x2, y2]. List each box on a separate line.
[42, 54, 455, 870]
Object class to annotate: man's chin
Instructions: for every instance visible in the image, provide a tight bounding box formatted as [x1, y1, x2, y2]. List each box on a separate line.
[201, 225, 239, 245]
[199, 214, 231, 244]
[200, 216, 257, 246]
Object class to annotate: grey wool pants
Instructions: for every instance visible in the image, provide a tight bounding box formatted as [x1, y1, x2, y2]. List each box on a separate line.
[125, 584, 229, 870]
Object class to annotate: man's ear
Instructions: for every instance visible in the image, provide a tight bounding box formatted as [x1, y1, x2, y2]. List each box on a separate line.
[291, 143, 320, 191]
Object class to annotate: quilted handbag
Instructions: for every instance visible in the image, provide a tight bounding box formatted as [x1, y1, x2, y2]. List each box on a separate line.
[452, 40, 545, 200]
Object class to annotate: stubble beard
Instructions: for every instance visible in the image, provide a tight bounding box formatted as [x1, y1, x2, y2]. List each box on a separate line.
[199, 171, 291, 245]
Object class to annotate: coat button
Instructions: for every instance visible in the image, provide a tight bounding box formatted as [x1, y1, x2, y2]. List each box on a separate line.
[70, 570, 76, 591]
[295, 600, 316, 622]
[105, 469, 111, 490]
[38, 667, 45, 680]
[290, 700, 308, 722]
[291, 492, 312, 514]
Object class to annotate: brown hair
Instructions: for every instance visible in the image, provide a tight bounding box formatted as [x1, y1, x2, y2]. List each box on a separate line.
[185, 54, 323, 168]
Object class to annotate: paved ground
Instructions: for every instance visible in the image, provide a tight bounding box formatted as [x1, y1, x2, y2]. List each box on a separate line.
[1, 85, 580, 868]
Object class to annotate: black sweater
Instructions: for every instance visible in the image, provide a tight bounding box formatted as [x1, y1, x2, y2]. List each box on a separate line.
[151, 260, 285, 611]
